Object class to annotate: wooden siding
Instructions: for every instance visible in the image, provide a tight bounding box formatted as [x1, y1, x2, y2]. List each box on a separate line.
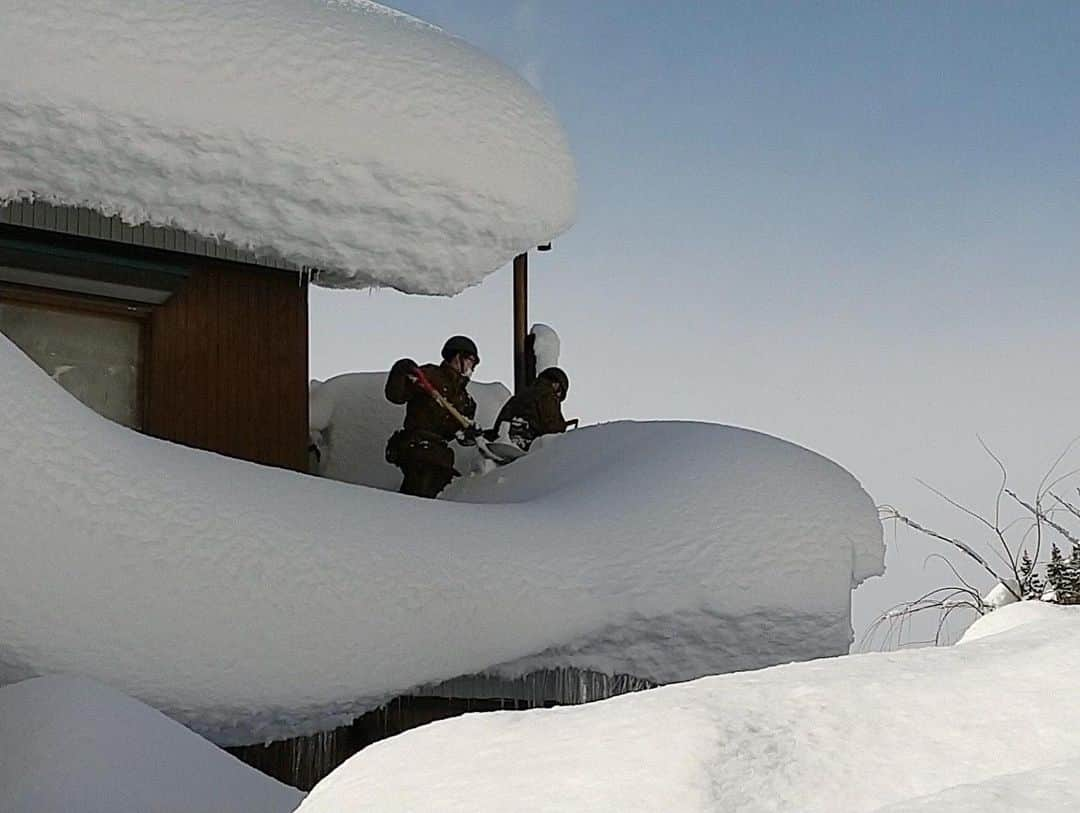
[145, 265, 308, 471]
[0, 200, 300, 272]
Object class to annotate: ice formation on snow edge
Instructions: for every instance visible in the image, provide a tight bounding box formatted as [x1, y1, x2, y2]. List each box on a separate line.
[0, 0, 576, 295]
[0, 335, 883, 743]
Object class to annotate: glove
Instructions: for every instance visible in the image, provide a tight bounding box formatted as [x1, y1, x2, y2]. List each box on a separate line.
[391, 358, 419, 377]
[455, 425, 482, 446]
[385, 358, 422, 405]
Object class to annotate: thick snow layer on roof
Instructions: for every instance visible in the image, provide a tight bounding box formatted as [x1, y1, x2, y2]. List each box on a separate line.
[299, 603, 1080, 813]
[0, 0, 576, 295]
[0, 335, 881, 744]
[0, 676, 302, 813]
[309, 372, 510, 490]
[530, 323, 561, 372]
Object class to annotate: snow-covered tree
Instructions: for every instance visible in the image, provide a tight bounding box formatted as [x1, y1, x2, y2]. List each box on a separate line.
[1058, 543, 1080, 604]
[1046, 544, 1067, 600]
[1019, 550, 1044, 601]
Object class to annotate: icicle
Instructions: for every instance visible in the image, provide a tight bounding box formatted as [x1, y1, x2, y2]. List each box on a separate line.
[232, 668, 658, 790]
[413, 667, 655, 707]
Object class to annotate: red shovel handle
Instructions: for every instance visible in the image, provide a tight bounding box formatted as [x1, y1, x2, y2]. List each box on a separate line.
[408, 366, 473, 430]
[410, 366, 437, 395]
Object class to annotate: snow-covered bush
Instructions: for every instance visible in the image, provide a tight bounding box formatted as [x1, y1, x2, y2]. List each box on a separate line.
[870, 444, 1080, 647]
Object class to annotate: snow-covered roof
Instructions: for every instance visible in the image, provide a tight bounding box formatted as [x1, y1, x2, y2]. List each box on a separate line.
[0, 334, 883, 745]
[0, 0, 577, 295]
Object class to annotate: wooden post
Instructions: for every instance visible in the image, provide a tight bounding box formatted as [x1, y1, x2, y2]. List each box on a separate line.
[513, 252, 528, 395]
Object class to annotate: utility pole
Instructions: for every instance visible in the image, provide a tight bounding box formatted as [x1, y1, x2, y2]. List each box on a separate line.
[512, 252, 528, 395]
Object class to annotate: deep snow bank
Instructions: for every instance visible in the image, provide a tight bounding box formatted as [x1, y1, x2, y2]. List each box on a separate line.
[298, 603, 1080, 813]
[0, 0, 576, 294]
[309, 372, 510, 490]
[0, 676, 302, 813]
[0, 336, 881, 743]
[872, 760, 1080, 813]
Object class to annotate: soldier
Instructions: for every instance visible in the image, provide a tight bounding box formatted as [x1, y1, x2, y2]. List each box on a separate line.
[491, 366, 571, 453]
[385, 336, 480, 498]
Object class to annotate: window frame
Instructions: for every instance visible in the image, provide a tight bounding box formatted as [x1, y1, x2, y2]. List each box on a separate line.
[0, 282, 153, 429]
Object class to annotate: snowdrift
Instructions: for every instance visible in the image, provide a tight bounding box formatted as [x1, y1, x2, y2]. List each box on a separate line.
[298, 602, 1080, 812]
[0, 0, 576, 295]
[0, 676, 302, 813]
[0, 335, 882, 743]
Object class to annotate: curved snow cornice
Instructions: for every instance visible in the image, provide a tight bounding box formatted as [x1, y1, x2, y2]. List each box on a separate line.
[0, 337, 883, 744]
[0, 0, 577, 295]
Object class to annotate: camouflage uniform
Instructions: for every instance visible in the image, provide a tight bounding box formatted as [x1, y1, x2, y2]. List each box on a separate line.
[492, 376, 568, 452]
[385, 358, 477, 498]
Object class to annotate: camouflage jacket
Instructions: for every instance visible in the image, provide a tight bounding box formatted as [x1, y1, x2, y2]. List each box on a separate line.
[494, 377, 568, 440]
[385, 359, 477, 442]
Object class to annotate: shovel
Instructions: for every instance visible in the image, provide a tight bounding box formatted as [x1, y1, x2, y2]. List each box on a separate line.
[409, 367, 520, 465]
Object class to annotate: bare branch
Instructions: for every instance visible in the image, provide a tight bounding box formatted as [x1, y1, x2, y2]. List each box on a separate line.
[1006, 489, 1080, 545]
[977, 435, 1008, 536]
[916, 477, 995, 533]
[916, 475, 1017, 576]
[1049, 491, 1080, 523]
[923, 552, 980, 595]
[861, 584, 983, 652]
[1036, 435, 1080, 497]
[879, 506, 1011, 594]
[936, 601, 982, 645]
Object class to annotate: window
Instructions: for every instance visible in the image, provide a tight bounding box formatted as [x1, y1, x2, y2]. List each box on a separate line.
[0, 292, 145, 429]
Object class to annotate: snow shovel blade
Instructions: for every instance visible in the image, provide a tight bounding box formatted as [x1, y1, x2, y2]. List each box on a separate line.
[476, 437, 528, 464]
[474, 436, 525, 464]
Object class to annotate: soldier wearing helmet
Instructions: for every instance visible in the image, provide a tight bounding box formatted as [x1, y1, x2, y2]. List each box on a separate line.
[384, 336, 480, 498]
[491, 366, 571, 453]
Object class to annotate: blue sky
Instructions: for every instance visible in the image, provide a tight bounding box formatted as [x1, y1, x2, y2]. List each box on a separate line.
[311, 2, 1080, 640]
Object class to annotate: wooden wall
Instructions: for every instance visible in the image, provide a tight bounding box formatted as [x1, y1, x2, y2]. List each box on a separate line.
[145, 265, 308, 471]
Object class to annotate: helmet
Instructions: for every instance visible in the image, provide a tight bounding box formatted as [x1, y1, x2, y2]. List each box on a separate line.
[441, 335, 479, 364]
[538, 366, 569, 400]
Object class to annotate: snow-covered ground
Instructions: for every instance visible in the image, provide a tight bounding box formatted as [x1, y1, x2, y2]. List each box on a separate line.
[0, 0, 576, 294]
[298, 601, 1080, 812]
[0, 332, 881, 744]
[0, 676, 302, 813]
